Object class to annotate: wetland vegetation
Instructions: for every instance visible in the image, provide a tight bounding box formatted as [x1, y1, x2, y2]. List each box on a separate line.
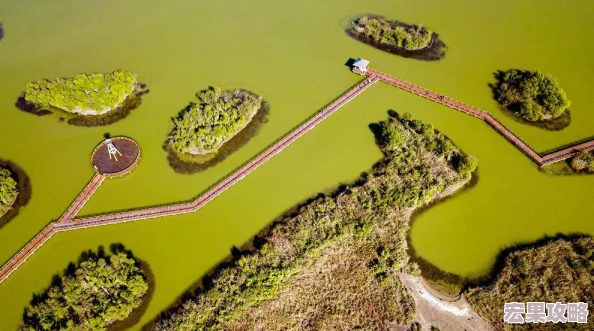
[168, 87, 263, 156]
[17, 70, 147, 127]
[466, 235, 594, 330]
[154, 112, 476, 330]
[570, 150, 594, 173]
[346, 15, 446, 61]
[0, 166, 18, 218]
[0, 160, 31, 229]
[20, 247, 149, 331]
[492, 69, 571, 129]
[166, 87, 267, 173]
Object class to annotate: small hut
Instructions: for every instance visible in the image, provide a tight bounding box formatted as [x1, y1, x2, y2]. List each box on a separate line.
[352, 58, 370, 75]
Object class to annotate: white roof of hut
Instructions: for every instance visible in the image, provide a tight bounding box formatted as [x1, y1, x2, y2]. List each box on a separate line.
[353, 58, 370, 70]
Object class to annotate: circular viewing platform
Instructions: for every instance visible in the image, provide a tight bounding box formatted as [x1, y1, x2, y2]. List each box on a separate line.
[91, 137, 140, 177]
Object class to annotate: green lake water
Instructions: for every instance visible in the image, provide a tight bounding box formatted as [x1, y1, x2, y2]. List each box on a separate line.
[0, 0, 593, 329]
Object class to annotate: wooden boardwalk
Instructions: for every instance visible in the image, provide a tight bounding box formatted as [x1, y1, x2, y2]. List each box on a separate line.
[1, 68, 594, 284]
[368, 69, 594, 166]
[58, 173, 105, 223]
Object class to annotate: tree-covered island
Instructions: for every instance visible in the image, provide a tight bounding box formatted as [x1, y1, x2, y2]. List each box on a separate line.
[168, 87, 263, 157]
[20, 251, 149, 331]
[0, 167, 18, 217]
[155, 113, 478, 330]
[494, 69, 571, 122]
[351, 16, 434, 51]
[23, 70, 138, 116]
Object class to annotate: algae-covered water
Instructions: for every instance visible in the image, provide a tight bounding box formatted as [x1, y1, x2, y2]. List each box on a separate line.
[0, 0, 593, 329]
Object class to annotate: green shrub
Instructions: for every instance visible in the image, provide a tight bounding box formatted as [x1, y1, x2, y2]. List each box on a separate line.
[570, 151, 594, 172]
[23, 70, 137, 115]
[494, 69, 570, 122]
[352, 16, 433, 50]
[168, 87, 262, 155]
[0, 168, 17, 212]
[20, 252, 148, 331]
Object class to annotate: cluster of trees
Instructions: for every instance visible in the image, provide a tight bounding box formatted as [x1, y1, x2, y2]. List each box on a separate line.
[168, 87, 262, 155]
[23, 70, 137, 115]
[353, 16, 433, 50]
[0, 167, 18, 214]
[155, 113, 476, 330]
[20, 252, 148, 331]
[494, 69, 570, 122]
[466, 236, 594, 330]
[570, 151, 594, 172]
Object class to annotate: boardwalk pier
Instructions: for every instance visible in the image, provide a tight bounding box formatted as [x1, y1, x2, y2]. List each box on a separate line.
[1, 65, 593, 284]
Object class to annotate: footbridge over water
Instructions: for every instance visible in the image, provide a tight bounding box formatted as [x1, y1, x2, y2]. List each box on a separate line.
[1, 64, 593, 284]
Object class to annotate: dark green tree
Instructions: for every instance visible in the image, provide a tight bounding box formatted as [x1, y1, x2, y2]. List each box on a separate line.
[494, 69, 570, 122]
[0, 167, 17, 214]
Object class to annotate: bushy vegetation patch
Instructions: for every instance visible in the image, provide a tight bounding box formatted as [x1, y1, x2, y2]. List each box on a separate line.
[0, 167, 18, 216]
[351, 16, 433, 51]
[154, 112, 476, 330]
[168, 87, 263, 156]
[466, 236, 594, 331]
[20, 250, 149, 331]
[493, 69, 570, 122]
[23, 70, 137, 115]
[570, 150, 594, 173]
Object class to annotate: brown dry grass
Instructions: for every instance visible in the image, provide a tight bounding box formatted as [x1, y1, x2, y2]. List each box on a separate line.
[228, 211, 416, 331]
[466, 237, 594, 330]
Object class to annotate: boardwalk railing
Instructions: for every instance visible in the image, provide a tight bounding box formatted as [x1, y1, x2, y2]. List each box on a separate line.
[2, 68, 594, 284]
[58, 173, 105, 223]
[0, 75, 380, 284]
[367, 69, 594, 166]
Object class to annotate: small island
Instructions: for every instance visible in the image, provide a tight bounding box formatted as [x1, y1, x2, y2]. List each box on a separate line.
[166, 87, 266, 172]
[346, 15, 446, 61]
[19, 70, 147, 126]
[0, 167, 18, 218]
[493, 69, 571, 129]
[353, 16, 433, 50]
[20, 250, 149, 331]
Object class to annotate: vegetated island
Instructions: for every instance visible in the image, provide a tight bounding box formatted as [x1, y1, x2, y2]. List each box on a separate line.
[466, 236, 594, 331]
[0, 166, 18, 218]
[0, 160, 30, 229]
[346, 15, 446, 61]
[492, 69, 571, 130]
[17, 70, 149, 126]
[20, 247, 149, 331]
[154, 112, 480, 330]
[166, 87, 268, 173]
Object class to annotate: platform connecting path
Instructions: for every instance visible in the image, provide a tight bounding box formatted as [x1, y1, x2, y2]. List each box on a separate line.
[1, 69, 594, 284]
